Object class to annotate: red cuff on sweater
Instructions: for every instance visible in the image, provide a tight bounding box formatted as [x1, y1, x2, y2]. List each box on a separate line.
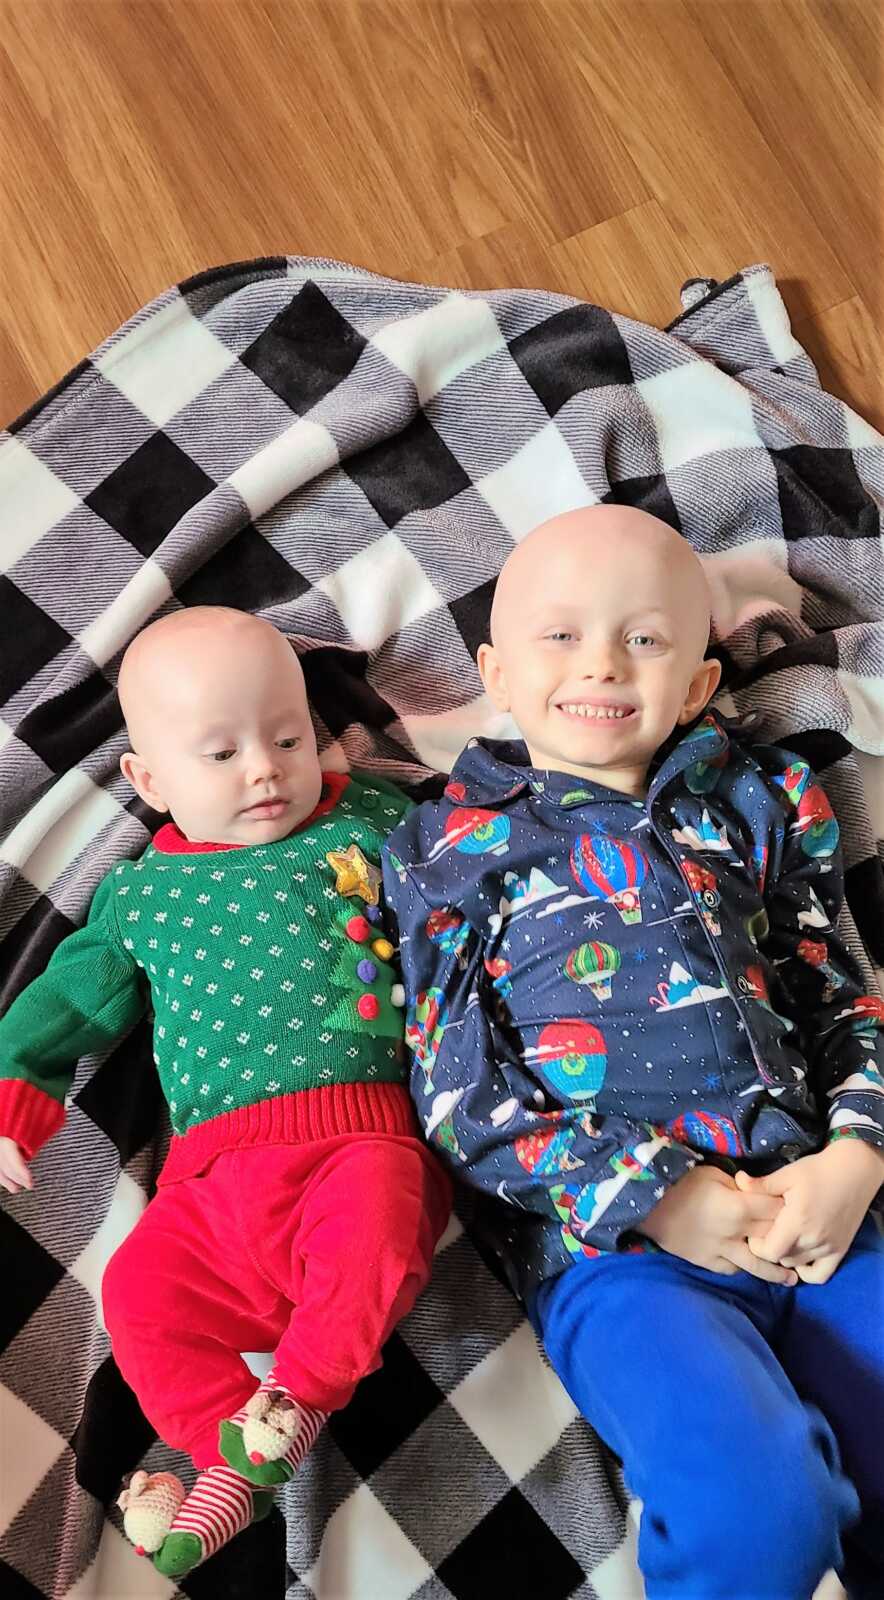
[0, 1079, 65, 1160]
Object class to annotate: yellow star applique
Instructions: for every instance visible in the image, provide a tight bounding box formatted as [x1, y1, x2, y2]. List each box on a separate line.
[325, 844, 382, 905]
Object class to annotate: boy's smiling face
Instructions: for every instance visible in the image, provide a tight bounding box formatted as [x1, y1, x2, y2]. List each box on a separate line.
[477, 507, 721, 796]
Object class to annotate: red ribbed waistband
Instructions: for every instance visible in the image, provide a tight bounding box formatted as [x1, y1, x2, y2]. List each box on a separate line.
[158, 1082, 419, 1186]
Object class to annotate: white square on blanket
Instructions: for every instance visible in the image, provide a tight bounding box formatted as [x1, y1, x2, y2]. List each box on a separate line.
[0, 1386, 67, 1534]
[448, 1319, 578, 1483]
[70, 1171, 148, 1327]
[230, 417, 339, 520]
[0, 768, 124, 894]
[317, 530, 443, 653]
[303, 1481, 432, 1600]
[477, 421, 597, 538]
[371, 293, 506, 405]
[638, 360, 763, 472]
[0, 437, 81, 573]
[96, 297, 237, 429]
[65, 1522, 178, 1599]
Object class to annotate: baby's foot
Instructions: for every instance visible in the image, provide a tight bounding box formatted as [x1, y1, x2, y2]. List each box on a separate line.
[220, 1374, 327, 1487]
[151, 1465, 266, 1577]
[117, 1470, 185, 1555]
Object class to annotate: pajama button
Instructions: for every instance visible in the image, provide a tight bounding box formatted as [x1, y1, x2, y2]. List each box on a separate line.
[357, 994, 380, 1020]
[356, 959, 378, 983]
[371, 937, 394, 962]
[346, 915, 371, 943]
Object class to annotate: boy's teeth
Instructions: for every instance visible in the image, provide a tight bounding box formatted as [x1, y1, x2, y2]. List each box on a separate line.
[561, 703, 629, 720]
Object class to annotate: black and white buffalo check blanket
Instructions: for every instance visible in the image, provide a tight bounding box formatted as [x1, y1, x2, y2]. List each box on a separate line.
[1, 255, 882, 1600]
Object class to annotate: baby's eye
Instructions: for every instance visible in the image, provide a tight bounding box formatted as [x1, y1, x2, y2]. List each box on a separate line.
[209, 750, 236, 763]
[545, 631, 575, 643]
[277, 737, 302, 750]
[628, 633, 658, 649]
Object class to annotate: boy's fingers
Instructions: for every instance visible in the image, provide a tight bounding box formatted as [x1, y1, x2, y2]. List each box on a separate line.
[738, 1192, 784, 1222]
[728, 1242, 798, 1285]
[747, 1215, 803, 1262]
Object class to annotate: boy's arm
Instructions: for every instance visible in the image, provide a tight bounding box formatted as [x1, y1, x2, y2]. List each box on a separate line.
[760, 760, 884, 1154]
[383, 830, 699, 1255]
[0, 873, 146, 1159]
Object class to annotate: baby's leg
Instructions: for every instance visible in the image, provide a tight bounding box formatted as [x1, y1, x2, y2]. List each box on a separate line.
[532, 1251, 859, 1600]
[219, 1135, 451, 1486]
[779, 1218, 884, 1598]
[102, 1174, 288, 1467]
[103, 1170, 289, 1576]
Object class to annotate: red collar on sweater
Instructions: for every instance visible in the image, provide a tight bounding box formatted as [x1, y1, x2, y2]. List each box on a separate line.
[153, 771, 351, 854]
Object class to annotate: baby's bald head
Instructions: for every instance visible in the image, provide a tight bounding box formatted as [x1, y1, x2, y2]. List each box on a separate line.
[118, 607, 322, 844]
[478, 506, 720, 795]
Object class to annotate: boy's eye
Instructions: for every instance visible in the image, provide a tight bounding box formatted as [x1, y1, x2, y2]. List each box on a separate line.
[277, 737, 301, 750]
[628, 633, 657, 649]
[209, 750, 236, 762]
[545, 631, 574, 643]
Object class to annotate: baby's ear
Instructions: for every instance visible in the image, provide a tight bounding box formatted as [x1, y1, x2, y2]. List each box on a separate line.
[678, 657, 723, 724]
[477, 643, 511, 712]
[120, 752, 170, 813]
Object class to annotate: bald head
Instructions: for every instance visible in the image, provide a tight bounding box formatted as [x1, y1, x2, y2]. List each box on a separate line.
[117, 607, 323, 844]
[490, 506, 712, 655]
[118, 608, 304, 752]
[478, 505, 720, 794]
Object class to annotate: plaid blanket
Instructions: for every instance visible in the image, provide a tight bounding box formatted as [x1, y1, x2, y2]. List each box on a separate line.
[1, 255, 882, 1600]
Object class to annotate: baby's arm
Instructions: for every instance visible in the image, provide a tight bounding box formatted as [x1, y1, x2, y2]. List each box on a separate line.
[0, 874, 145, 1192]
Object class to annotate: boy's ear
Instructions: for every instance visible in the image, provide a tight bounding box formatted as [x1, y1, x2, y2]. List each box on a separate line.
[119, 752, 170, 813]
[477, 642, 511, 712]
[677, 657, 723, 725]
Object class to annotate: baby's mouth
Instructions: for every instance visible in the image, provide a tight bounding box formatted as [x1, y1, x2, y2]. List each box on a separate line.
[555, 701, 637, 723]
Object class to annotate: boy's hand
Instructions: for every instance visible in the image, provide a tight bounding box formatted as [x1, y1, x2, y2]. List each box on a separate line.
[0, 1137, 34, 1195]
[638, 1164, 797, 1284]
[736, 1140, 884, 1284]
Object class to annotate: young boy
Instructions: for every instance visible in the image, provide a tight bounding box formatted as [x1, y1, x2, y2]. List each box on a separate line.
[383, 507, 884, 1600]
[0, 607, 450, 1578]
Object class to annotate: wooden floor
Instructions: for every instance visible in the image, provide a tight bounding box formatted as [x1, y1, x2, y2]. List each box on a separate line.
[1, 0, 881, 429]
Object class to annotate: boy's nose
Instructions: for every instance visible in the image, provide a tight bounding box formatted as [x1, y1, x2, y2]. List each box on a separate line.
[579, 643, 622, 680]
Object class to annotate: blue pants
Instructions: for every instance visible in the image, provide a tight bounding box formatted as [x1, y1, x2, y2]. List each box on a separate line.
[532, 1219, 884, 1600]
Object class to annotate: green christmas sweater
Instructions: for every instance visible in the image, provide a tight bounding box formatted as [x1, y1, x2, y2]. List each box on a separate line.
[0, 773, 419, 1182]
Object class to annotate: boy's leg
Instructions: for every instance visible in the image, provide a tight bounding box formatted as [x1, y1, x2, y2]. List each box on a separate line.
[779, 1218, 884, 1600]
[533, 1251, 859, 1600]
[219, 1135, 451, 1486]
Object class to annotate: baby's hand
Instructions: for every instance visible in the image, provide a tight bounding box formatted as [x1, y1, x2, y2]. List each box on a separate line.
[736, 1140, 884, 1284]
[0, 1137, 33, 1195]
[639, 1164, 796, 1284]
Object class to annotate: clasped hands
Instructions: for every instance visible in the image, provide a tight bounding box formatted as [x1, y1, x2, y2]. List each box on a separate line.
[640, 1139, 884, 1286]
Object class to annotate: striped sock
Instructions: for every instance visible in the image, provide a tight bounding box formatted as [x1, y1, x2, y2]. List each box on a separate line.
[219, 1371, 327, 1487]
[151, 1465, 256, 1578]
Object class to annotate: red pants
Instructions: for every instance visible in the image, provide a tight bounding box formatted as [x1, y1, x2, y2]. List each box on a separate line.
[102, 1135, 450, 1468]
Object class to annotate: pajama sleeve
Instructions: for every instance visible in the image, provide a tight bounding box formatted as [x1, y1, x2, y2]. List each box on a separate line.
[383, 841, 699, 1254]
[761, 762, 884, 1153]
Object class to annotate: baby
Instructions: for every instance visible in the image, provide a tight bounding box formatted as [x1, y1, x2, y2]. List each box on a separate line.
[0, 607, 450, 1578]
[383, 507, 884, 1600]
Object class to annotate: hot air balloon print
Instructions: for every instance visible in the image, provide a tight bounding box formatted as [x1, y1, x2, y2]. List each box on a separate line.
[515, 1111, 585, 1177]
[405, 988, 449, 1096]
[570, 833, 648, 925]
[681, 860, 722, 935]
[564, 940, 621, 1001]
[670, 1109, 743, 1156]
[526, 1020, 607, 1105]
[424, 807, 511, 866]
[795, 783, 839, 861]
[425, 907, 470, 967]
[797, 937, 845, 998]
[549, 1184, 602, 1258]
